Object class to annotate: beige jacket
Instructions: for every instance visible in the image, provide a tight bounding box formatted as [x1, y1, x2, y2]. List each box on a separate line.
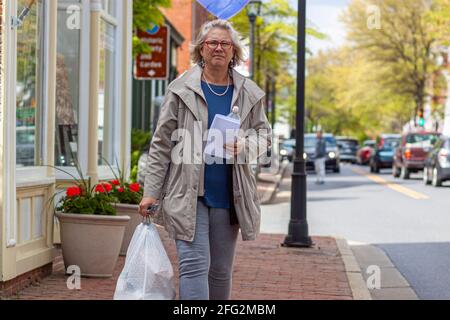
[143, 65, 272, 242]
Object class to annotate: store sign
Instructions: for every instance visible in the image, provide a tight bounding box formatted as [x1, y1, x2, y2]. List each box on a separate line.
[134, 25, 170, 80]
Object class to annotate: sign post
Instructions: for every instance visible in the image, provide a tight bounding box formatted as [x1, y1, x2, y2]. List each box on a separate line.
[134, 25, 170, 80]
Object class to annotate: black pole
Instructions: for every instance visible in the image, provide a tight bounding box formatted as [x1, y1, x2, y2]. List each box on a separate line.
[271, 78, 276, 130]
[249, 16, 256, 80]
[283, 0, 313, 248]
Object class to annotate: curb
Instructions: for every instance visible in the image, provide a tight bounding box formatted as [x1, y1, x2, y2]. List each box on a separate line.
[258, 161, 289, 204]
[335, 237, 372, 300]
[348, 242, 419, 300]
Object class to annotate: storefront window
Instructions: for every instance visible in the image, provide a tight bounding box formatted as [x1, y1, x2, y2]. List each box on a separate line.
[16, 0, 44, 168]
[98, 19, 116, 165]
[55, 0, 81, 167]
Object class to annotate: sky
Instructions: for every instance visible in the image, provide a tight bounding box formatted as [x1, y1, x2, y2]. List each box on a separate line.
[289, 0, 351, 55]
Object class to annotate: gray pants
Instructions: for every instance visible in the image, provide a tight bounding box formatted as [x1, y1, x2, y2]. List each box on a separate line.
[315, 157, 326, 183]
[175, 199, 239, 300]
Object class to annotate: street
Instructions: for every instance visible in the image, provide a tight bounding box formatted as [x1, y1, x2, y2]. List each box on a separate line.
[261, 161, 450, 299]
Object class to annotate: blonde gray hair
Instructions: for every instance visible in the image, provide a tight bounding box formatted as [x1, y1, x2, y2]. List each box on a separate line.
[190, 19, 245, 68]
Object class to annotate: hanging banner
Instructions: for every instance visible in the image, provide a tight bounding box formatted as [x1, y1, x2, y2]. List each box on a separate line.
[197, 0, 250, 20]
[134, 25, 170, 80]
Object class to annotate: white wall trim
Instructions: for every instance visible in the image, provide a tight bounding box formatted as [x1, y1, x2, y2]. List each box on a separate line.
[113, 0, 123, 164]
[5, 0, 18, 248]
[41, 0, 50, 166]
[78, 0, 90, 175]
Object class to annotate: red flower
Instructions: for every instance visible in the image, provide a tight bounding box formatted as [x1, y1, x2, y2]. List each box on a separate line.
[117, 187, 124, 193]
[111, 180, 120, 186]
[129, 183, 140, 193]
[66, 186, 81, 197]
[95, 183, 112, 193]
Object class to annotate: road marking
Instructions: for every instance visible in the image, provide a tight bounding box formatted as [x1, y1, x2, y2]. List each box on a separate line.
[352, 167, 430, 200]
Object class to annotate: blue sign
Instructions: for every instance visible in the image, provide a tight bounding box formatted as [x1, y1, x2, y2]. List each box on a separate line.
[197, 0, 250, 20]
[147, 25, 160, 35]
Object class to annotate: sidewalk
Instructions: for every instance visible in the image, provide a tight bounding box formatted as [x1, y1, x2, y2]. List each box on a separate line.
[6, 233, 354, 300]
[257, 161, 288, 204]
[5, 163, 358, 300]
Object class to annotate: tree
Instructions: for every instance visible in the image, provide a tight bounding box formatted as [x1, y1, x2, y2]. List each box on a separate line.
[230, 0, 326, 132]
[342, 0, 439, 120]
[133, 0, 171, 56]
[305, 47, 414, 140]
[426, 0, 450, 46]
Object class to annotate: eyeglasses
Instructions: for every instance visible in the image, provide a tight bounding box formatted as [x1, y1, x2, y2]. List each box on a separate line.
[204, 40, 233, 50]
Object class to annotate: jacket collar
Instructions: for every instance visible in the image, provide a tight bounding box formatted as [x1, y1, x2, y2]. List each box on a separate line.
[171, 65, 261, 122]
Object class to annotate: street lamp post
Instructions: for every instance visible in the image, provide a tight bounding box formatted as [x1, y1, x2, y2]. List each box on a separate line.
[283, 0, 313, 248]
[246, 0, 262, 80]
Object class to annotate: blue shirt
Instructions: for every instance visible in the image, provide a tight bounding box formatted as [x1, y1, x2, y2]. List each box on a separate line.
[200, 81, 234, 209]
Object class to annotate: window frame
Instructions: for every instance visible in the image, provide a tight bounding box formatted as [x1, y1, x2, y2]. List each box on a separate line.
[97, 0, 122, 179]
[15, 0, 50, 186]
[53, 0, 89, 180]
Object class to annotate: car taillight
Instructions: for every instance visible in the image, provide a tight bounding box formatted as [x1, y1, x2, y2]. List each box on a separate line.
[404, 149, 412, 160]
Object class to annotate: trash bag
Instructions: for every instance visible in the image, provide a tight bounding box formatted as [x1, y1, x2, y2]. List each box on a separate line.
[114, 220, 176, 300]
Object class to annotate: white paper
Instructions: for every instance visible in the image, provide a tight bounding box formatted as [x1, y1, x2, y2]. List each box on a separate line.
[204, 114, 240, 159]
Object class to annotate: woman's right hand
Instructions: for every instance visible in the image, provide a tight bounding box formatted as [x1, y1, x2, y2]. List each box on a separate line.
[139, 196, 158, 218]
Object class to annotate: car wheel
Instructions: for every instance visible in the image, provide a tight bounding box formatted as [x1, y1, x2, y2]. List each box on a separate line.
[400, 166, 410, 180]
[432, 167, 442, 187]
[334, 166, 340, 173]
[423, 167, 432, 185]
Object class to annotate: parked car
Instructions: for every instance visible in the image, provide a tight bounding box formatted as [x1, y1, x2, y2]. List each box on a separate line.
[423, 136, 450, 187]
[304, 133, 340, 173]
[336, 137, 359, 163]
[392, 132, 439, 179]
[279, 138, 295, 162]
[369, 134, 401, 173]
[356, 140, 375, 165]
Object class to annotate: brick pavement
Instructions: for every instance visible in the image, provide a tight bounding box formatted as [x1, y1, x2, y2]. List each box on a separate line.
[6, 231, 353, 300]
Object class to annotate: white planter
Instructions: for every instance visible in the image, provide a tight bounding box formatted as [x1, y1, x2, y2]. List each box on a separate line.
[115, 203, 141, 256]
[55, 212, 130, 278]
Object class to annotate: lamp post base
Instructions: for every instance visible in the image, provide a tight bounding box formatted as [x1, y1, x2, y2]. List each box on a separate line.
[282, 220, 314, 248]
[282, 236, 314, 248]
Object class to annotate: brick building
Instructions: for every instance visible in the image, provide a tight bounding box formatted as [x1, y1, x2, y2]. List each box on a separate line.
[162, 0, 211, 74]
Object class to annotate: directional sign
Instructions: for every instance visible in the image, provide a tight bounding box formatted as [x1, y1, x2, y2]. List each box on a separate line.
[134, 25, 170, 80]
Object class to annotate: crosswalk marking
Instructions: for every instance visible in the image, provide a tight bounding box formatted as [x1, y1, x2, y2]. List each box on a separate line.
[352, 167, 430, 200]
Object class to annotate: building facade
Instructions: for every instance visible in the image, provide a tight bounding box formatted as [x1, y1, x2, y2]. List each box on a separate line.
[1, 0, 133, 295]
[132, 0, 211, 133]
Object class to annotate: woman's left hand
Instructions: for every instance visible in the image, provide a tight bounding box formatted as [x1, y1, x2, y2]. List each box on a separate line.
[224, 137, 244, 157]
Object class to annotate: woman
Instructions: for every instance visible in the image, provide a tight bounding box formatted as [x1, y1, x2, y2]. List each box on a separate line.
[139, 19, 271, 300]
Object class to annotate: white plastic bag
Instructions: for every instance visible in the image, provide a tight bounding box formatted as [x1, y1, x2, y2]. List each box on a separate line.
[114, 221, 176, 300]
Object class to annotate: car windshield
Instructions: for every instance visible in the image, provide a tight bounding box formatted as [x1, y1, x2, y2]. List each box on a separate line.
[406, 134, 438, 148]
[338, 140, 358, 148]
[382, 138, 399, 150]
[282, 140, 296, 148]
[305, 137, 337, 149]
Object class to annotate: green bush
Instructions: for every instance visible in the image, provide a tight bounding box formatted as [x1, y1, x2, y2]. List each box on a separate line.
[130, 128, 152, 182]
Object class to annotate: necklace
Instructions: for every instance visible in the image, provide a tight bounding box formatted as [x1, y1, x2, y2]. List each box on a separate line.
[202, 73, 230, 97]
